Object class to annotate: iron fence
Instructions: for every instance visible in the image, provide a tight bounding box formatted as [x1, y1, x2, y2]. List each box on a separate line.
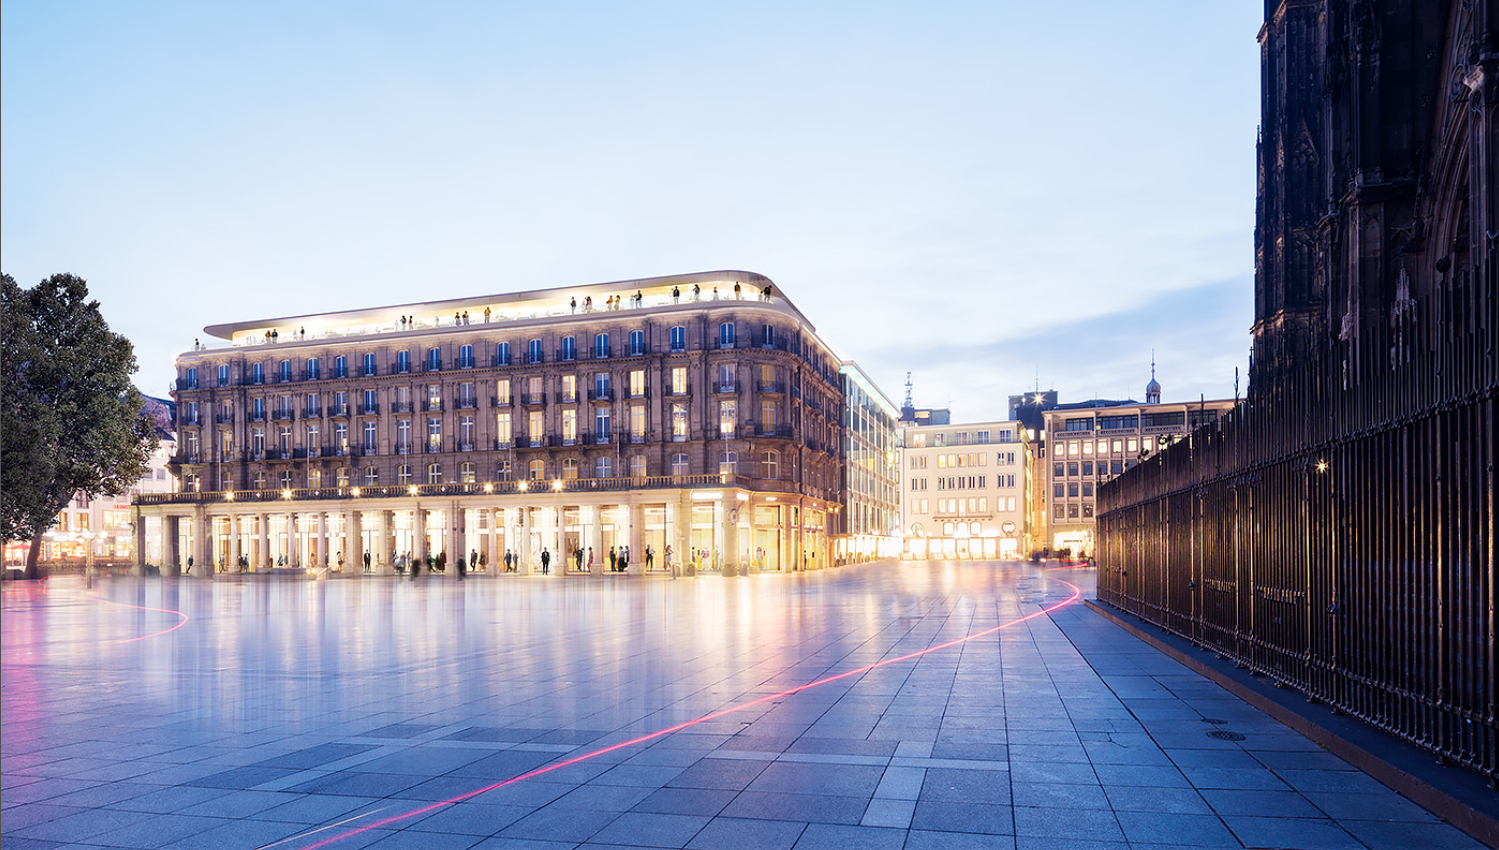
[1097, 259, 1495, 782]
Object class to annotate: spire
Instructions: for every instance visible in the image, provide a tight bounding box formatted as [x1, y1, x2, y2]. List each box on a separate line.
[1146, 352, 1162, 404]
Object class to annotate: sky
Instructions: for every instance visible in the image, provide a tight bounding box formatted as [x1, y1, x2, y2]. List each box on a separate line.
[2, 1, 1263, 422]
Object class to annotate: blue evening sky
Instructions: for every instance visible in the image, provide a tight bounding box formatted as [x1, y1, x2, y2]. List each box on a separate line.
[2, 1, 1262, 421]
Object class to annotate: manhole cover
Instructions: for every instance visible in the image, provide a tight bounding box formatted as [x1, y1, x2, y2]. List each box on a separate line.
[1207, 730, 1247, 741]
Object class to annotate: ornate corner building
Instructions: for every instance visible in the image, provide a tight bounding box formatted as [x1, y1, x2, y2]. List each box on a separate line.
[136, 271, 861, 576]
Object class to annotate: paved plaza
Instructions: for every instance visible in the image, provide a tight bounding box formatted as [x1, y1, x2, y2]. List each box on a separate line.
[1, 562, 1488, 850]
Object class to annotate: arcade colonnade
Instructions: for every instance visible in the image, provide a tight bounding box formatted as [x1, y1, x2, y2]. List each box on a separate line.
[132, 489, 830, 577]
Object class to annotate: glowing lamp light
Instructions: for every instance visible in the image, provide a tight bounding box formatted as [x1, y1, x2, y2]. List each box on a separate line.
[349, 487, 361, 497]
[408, 485, 419, 495]
[223, 492, 234, 501]
[281, 489, 292, 500]
[1316, 460, 1328, 473]
[553, 479, 564, 491]
[518, 481, 528, 491]
[483, 483, 494, 493]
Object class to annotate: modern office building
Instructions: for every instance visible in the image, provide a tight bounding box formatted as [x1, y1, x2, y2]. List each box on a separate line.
[898, 419, 1030, 560]
[1042, 377, 1237, 555]
[136, 271, 849, 576]
[834, 362, 901, 562]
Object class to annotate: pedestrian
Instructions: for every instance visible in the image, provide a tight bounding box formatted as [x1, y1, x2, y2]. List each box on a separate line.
[457, 555, 467, 581]
[646, 545, 654, 570]
[299, 326, 305, 338]
[185, 556, 193, 575]
[363, 551, 372, 571]
[541, 548, 551, 575]
[588, 547, 594, 570]
[609, 546, 617, 572]
[692, 283, 700, 300]
[734, 282, 742, 299]
[575, 548, 583, 571]
[585, 295, 592, 311]
[665, 545, 674, 579]
[672, 286, 680, 303]
[484, 307, 491, 322]
[570, 297, 577, 313]
[712, 285, 719, 300]
[504, 549, 513, 572]
[762, 284, 773, 301]
[337, 551, 344, 570]
[411, 556, 420, 580]
[634, 289, 642, 306]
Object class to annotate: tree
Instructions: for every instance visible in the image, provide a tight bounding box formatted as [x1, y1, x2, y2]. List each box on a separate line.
[1, 273, 158, 579]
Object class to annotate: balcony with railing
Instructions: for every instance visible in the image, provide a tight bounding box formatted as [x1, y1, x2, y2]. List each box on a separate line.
[714, 383, 736, 394]
[494, 437, 514, 450]
[392, 401, 414, 413]
[491, 396, 512, 408]
[304, 406, 323, 419]
[216, 413, 235, 424]
[585, 431, 613, 446]
[756, 423, 794, 438]
[329, 404, 350, 417]
[758, 382, 787, 394]
[455, 396, 478, 410]
[456, 357, 475, 370]
[628, 432, 648, 444]
[424, 400, 444, 412]
[360, 403, 380, 415]
[521, 393, 547, 406]
[558, 391, 578, 404]
[666, 385, 690, 397]
[180, 413, 201, 426]
[271, 409, 295, 421]
[626, 387, 650, 400]
[588, 388, 614, 401]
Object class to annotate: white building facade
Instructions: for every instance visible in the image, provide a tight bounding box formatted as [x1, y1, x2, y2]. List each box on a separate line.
[899, 420, 1030, 560]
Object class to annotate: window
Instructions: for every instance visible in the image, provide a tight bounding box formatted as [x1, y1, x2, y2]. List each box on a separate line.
[307, 358, 320, 380]
[1083, 482, 1094, 497]
[629, 370, 645, 397]
[671, 403, 688, 440]
[396, 351, 411, 373]
[760, 400, 776, 428]
[594, 457, 613, 479]
[1082, 461, 1094, 475]
[594, 332, 610, 358]
[1098, 414, 1140, 431]
[560, 336, 576, 361]
[528, 339, 543, 364]
[363, 421, 377, 450]
[306, 423, 320, 453]
[1054, 484, 1064, 498]
[593, 372, 611, 396]
[280, 470, 295, 489]
[363, 353, 377, 376]
[1068, 504, 1080, 518]
[495, 342, 510, 366]
[459, 415, 474, 450]
[719, 400, 737, 436]
[671, 453, 690, 476]
[562, 458, 579, 480]
[278, 361, 291, 382]
[1068, 483, 1079, 497]
[185, 367, 198, 389]
[252, 362, 265, 384]
[336, 467, 351, 490]
[254, 471, 268, 490]
[717, 363, 734, 391]
[669, 326, 686, 352]
[426, 348, 441, 372]
[670, 366, 687, 394]
[1053, 462, 1064, 477]
[364, 466, 379, 485]
[459, 345, 474, 369]
[719, 451, 737, 475]
[762, 324, 775, 347]
[562, 409, 577, 442]
[595, 406, 611, 437]
[427, 418, 442, 452]
[629, 330, 645, 356]
[1064, 417, 1093, 432]
[1067, 462, 1079, 477]
[528, 459, 546, 481]
[460, 462, 475, 484]
[458, 382, 475, 408]
[718, 322, 735, 349]
[495, 460, 511, 482]
[496, 413, 512, 446]
[1111, 460, 1124, 475]
[217, 365, 229, 386]
[630, 405, 646, 439]
[427, 463, 443, 484]
[976, 430, 990, 444]
[528, 410, 544, 444]
[397, 419, 412, 453]
[630, 456, 647, 479]
[220, 472, 234, 491]
[308, 469, 323, 488]
[1082, 441, 1093, 455]
[496, 379, 511, 405]
[1143, 411, 1185, 429]
[761, 450, 779, 480]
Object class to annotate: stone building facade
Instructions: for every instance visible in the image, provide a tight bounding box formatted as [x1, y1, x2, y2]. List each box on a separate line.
[138, 271, 847, 576]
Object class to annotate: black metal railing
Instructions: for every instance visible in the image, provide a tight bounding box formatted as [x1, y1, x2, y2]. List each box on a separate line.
[1096, 266, 1496, 783]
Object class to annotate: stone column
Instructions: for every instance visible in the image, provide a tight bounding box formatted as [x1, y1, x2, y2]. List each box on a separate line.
[228, 515, 242, 576]
[132, 507, 147, 575]
[160, 514, 177, 576]
[414, 506, 428, 568]
[629, 500, 645, 574]
[675, 490, 692, 576]
[518, 506, 532, 574]
[348, 510, 364, 574]
[316, 511, 328, 572]
[377, 510, 394, 575]
[487, 507, 500, 576]
[586, 503, 603, 573]
[191, 507, 209, 577]
[258, 513, 270, 572]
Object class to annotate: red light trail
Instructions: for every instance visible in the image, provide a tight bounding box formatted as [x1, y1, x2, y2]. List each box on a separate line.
[296, 575, 1083, 850]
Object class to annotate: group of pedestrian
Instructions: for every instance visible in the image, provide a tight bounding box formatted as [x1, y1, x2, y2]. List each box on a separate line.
[454, 310, 474, 325]
[607, 545, 629, 572]
[398, 315, 415, 329]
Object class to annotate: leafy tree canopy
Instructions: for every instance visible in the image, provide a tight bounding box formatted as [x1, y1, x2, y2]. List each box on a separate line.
[1, 273, 158, 577]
